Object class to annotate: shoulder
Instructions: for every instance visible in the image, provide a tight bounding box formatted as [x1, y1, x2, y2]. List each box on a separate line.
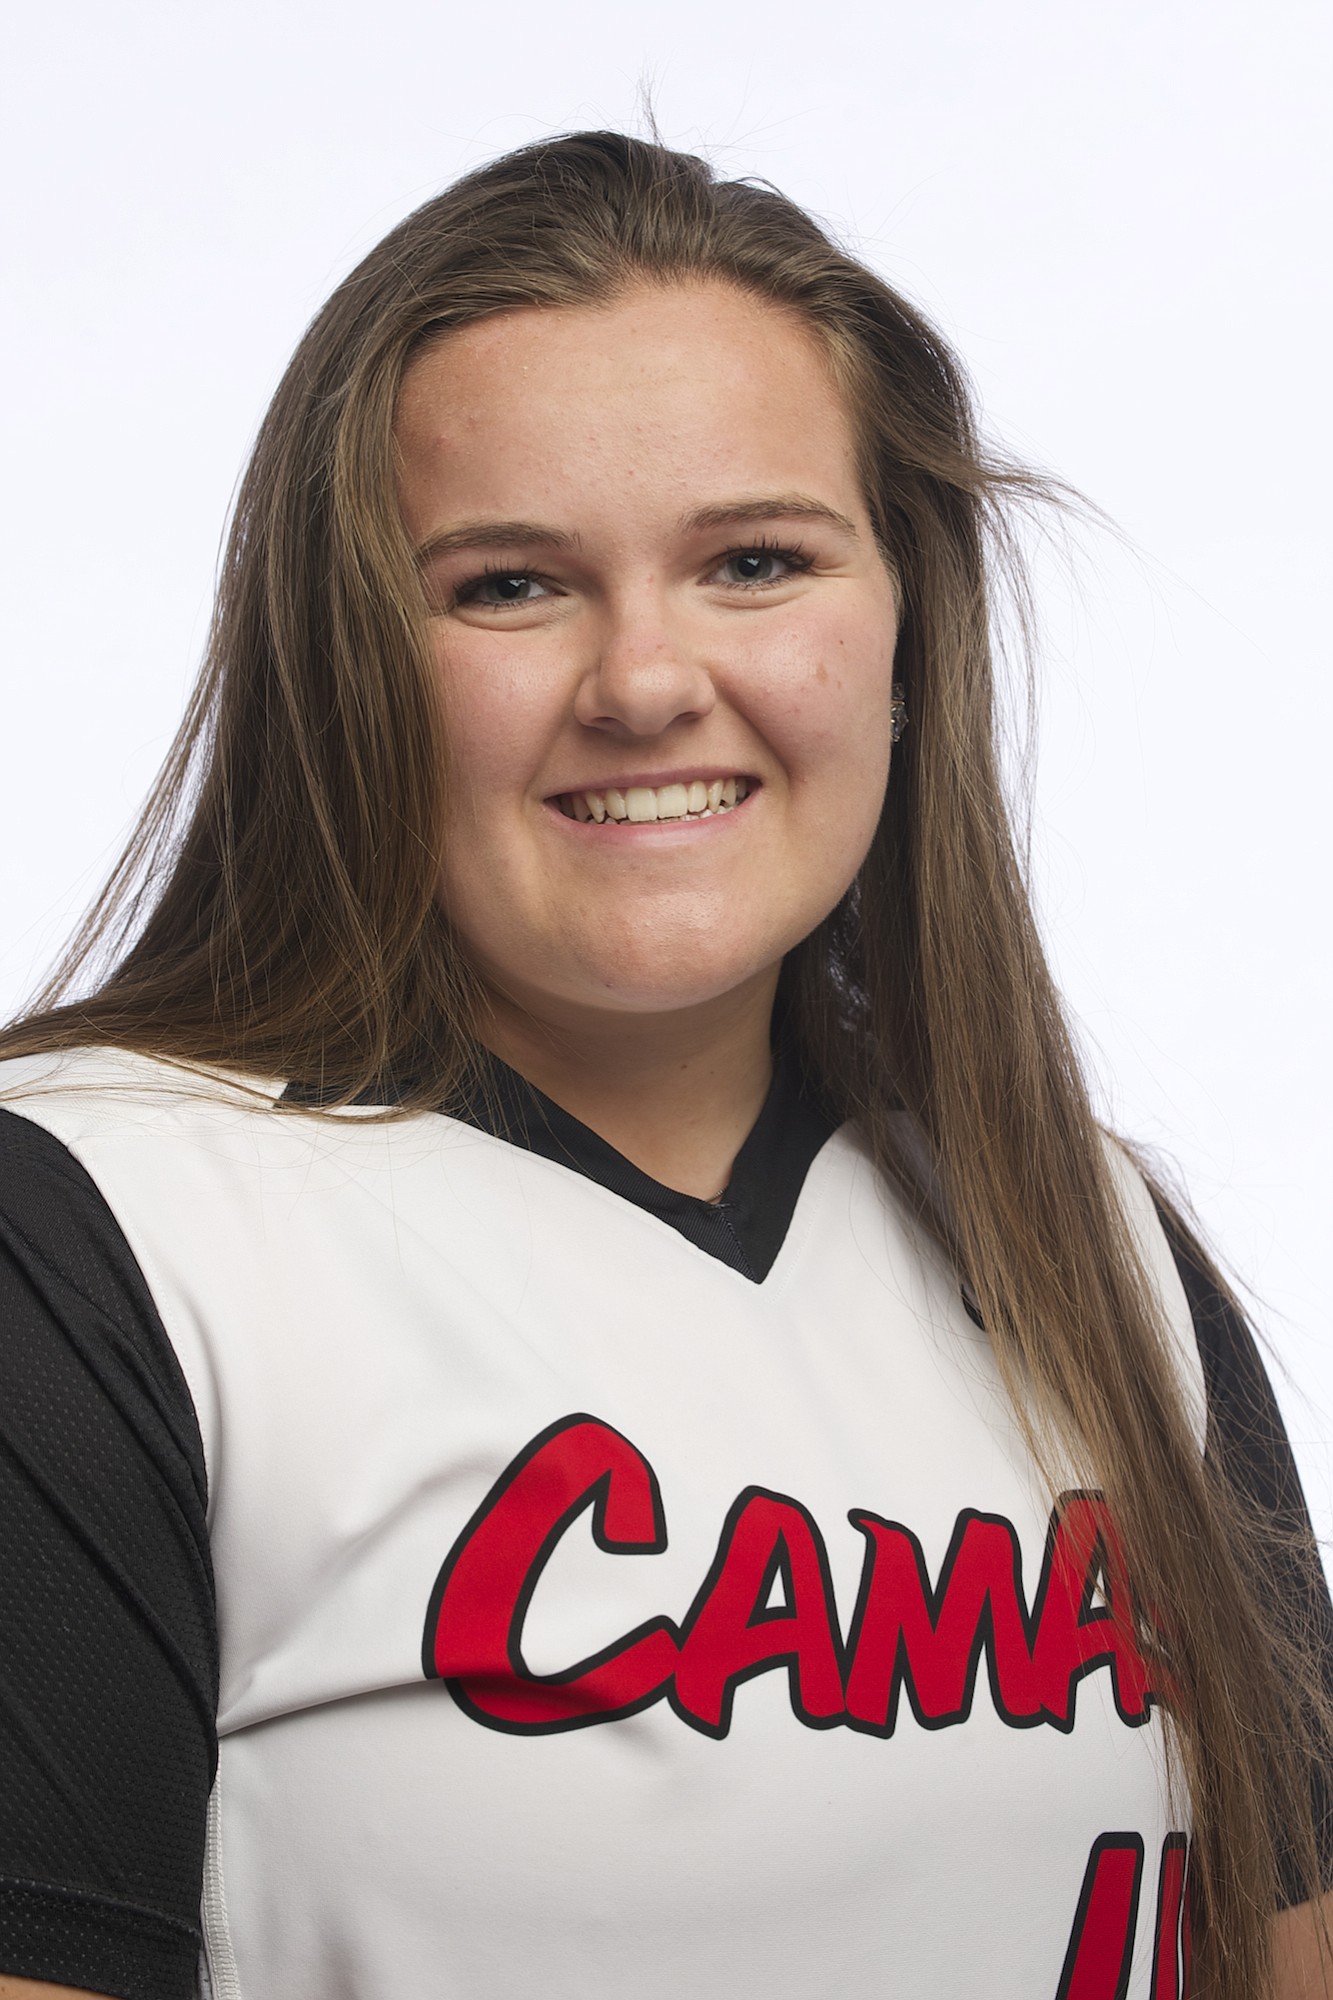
[1146, 1190, 1310, 1518]
[0, 1044, 284, 1145]
[1103, 1133, 1213, 1446]
[1110, 1141, 1319, 1544]
[0, 1055, 213, 1479]
[0, 1049, 299, 1437]
[0, 1044, 412, 1218]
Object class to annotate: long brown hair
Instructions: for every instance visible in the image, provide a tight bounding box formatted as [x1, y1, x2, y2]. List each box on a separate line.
[2, 131, 1327, 1991]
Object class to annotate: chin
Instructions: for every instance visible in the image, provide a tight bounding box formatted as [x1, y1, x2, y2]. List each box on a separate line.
[470, 908, 810, 1027]
[570, 973, 763, 1018]
[569, 942, 795, 1020]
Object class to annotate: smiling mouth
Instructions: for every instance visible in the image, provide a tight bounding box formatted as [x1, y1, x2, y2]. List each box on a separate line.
[555, 777, 753, 824]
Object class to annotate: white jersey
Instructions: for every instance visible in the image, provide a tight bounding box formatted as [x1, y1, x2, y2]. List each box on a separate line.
[0, 1046, 1208, 1998]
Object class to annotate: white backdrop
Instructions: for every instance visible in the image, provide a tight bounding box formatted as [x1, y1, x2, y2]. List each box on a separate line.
[2, 2, 1330, 1532]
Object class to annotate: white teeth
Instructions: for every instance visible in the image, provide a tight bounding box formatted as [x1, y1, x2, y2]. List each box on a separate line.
[563, 777, 753, 823]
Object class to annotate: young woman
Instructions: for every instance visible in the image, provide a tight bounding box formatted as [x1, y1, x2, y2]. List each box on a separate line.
[0, 132, 1329, 2000]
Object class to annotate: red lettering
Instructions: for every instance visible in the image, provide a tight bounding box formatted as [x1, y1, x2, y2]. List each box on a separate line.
[673, 1490, 845, 1736]
[1150, 1835, 1190, 2000]
[1056, 1834, 1145, 2000]
[843, 1510, 1042, 1730]
[423, 1421, 1161, 1749]
[1033, 1497, 1156, 1727]
[423, 1414, 679, 1731]
[844, 1496, 1157, 1734]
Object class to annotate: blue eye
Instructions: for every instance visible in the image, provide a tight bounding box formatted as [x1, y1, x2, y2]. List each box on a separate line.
[714, 544, 809, 588]
[728, 551, 780, 583]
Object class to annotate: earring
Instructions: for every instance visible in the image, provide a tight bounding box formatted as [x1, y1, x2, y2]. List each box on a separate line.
[890, 684, 908, 744]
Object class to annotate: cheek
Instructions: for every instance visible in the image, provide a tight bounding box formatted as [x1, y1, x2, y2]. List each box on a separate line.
[433, 643, 545, 810]
[774, 619, 897, 792]
[786, 631, 898, 887]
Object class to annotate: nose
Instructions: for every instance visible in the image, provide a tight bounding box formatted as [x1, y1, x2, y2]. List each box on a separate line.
[573, 593, 717, 738]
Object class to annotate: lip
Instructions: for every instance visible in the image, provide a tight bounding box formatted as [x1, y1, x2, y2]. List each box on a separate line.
[544, 767, 760, 802]
[542, 777, 760, 834]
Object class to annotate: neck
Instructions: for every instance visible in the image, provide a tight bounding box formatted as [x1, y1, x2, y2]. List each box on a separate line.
[474, 977, 778, 1200]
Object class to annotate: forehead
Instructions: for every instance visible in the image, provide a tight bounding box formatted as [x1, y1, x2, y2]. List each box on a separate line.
[394, 281, 865, 528]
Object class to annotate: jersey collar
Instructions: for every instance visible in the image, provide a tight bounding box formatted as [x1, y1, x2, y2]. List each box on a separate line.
[458, 1050, 838, 1283]
[285, 1047, 838, 1284]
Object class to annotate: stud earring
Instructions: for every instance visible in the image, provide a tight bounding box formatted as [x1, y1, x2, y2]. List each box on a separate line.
[890, 684, 908, 744]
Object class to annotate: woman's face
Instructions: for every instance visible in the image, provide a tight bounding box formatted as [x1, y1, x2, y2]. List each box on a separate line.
[395, 281, 899, 1039]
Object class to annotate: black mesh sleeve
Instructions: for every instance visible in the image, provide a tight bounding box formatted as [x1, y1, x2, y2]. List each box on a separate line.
[1156, 1201, 1333, 1909]
[0, 1107, 217, 1999]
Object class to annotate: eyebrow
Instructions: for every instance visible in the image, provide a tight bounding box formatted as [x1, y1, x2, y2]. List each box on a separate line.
[414, 496, 860, 567]
[415, 520, 581, 565]
[680, 496, 860, 539]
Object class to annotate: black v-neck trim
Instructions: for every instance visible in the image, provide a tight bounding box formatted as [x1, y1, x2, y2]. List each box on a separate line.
[284, 1051, 839, 1284]
[463, 1053, 838, 1282]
